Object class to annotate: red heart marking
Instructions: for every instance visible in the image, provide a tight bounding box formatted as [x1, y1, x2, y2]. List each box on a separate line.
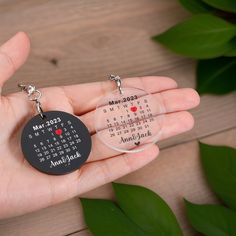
[55, 128, 63, 135]
[130, 106, 137, 112]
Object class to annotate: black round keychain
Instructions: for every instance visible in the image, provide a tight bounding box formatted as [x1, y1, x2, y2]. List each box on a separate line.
[19, 84, 92, 175]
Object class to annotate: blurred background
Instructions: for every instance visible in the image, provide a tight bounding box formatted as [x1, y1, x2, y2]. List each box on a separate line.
[1, 0, 195, 93]
[0, 0, 235, 236]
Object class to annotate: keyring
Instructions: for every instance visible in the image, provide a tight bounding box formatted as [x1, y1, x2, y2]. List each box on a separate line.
[19, 83, 92, 175]
[94, 75, 166, 153]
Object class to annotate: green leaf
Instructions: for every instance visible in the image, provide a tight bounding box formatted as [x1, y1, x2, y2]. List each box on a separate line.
[200, 143, 236, 210]
[202, 0, 236, 13]
[113, 182, 183, 236]
[179, 0, 214, 14]
[185, 200, 236, 236]
[153, 14, 236, 59]
[225, 37, 236, 56]
[196, 57, 236, 95]
[80, 198, 145, 236]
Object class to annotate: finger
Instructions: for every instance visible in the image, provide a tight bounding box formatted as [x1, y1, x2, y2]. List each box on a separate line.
[1, 144, 158, 217]
[80, 88, 199, 134]
[159, 88, 200, 113]
[62, 76, 178, 115]
[0, 32, 30, 91]
[87, 111, 194, 162]
[5, 76, 177, 129]
[76, 144, 159, 195]
[45, 144, 158, 205]
[6, 86, 74, 128]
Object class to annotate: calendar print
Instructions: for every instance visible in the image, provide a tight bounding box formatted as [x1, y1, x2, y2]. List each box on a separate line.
[95, 87, 164, 152]
[21, 111, 91, 175]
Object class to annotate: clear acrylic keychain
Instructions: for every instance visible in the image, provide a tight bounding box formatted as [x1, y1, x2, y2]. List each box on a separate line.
[95, 75, 166, 153]
[18, 83, 91, 175]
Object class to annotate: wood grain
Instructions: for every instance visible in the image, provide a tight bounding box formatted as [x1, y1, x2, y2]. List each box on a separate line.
[75, 128, 236, 236]
[1, 128, 234, 236]
[1, 0, 190, 94]
[0, 0, 235, 235]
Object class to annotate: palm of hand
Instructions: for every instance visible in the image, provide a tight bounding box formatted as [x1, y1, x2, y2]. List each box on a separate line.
[0, 32, 200, 219]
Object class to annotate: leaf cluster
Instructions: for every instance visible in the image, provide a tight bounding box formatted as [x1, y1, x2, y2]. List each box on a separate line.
[153, 0, 236, 95]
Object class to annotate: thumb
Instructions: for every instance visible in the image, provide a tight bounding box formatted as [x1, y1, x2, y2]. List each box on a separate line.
[0, 32, 30, 94]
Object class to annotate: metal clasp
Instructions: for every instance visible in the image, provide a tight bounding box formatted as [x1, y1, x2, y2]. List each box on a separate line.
[109, 75, 123, 94]
[18, 83, 45, 119]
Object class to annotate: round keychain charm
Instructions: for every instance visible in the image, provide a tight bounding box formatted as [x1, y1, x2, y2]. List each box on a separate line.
[95, 75, 166, 153]
[19, 84, 91, 175]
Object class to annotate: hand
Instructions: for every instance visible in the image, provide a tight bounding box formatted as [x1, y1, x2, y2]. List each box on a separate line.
[0, 32, 200, 219]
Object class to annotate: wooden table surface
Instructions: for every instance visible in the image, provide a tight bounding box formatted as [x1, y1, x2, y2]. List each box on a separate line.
[0, 0, 235, 235]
